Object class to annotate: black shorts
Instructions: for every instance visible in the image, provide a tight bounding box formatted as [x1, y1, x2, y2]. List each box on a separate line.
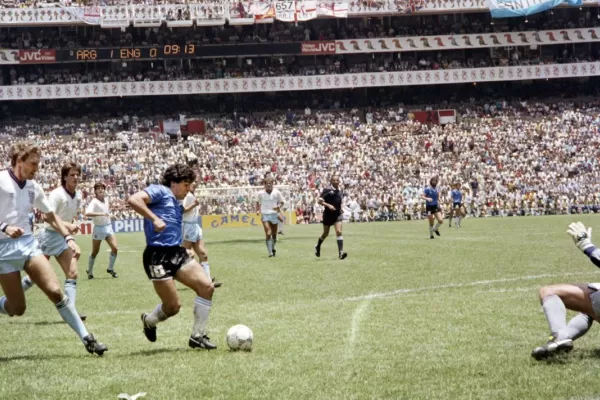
[426, 205, 441, 215]
[323, 213, 343, 226]
[453, 202, 464, 209]
[143, 246, 193, 281]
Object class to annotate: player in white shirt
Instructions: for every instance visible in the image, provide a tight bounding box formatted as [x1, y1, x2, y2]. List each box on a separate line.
[182, 182, 221, 287]
[20, 162, 87, 320]
[0, 142, 106, 355]
[85, 182, 119, 279]
[255, 177, 284, 257]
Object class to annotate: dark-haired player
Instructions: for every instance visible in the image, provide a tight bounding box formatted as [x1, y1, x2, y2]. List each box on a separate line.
[128, 163, 216, 350]
[421, 177, 443, 239]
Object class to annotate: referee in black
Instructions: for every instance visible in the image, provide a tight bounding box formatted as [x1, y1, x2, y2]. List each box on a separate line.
[315, 174, 348, 260]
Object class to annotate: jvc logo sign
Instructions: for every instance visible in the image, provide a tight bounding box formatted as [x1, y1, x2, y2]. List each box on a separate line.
[18, 50, 56, 64]
[301, 41, 337, 55]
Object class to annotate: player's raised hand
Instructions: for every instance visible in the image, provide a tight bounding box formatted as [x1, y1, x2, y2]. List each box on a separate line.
[153, 218, 166, 232]
[567, 222, 593, 251]
[5, 226, 24, 239]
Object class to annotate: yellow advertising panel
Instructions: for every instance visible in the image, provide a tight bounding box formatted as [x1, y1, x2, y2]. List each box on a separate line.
[202, 213, 296, 229]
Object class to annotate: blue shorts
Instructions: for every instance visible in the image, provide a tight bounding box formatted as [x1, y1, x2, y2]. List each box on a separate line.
[183, 222, 203, 243]
[39, 229, 69, 257]
[261, 214, 279, 225]
[93, 224, 114, 241]
[0, 235, 43, 275]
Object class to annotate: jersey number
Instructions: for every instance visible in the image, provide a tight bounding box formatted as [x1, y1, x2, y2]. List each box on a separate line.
[150, 265, 166, 278]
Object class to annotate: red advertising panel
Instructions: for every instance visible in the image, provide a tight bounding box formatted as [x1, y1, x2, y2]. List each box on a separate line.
[301, 41, 336, 55]
[409, 111, 439, 125]
[18, 49, 56, 64]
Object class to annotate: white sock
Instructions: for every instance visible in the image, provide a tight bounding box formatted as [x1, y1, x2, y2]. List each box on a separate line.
[145, 304, 168, 327]
[434, 222, 440, 230]
[22, 275, 34, 292]
[192, 297, 212, 338]
[201, 261, 211, 279]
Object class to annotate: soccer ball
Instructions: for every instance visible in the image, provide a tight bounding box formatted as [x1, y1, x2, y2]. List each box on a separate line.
[226, 324, 253, 351]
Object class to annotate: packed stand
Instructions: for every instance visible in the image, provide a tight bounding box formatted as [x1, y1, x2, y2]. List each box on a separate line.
[1, 98, 599, 224]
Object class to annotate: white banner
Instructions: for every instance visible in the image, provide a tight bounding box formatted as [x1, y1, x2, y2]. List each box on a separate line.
[0, 49, 19, 65]
[0, 62, 598, 100]
[275, 1, 317, 21]
[317, 1, 348, 17]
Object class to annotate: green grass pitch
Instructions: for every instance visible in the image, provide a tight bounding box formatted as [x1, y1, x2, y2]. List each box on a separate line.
[1, 215, 600, 400]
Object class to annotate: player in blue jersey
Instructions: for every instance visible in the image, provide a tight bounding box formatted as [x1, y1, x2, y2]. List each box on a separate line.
[448, 183, 465, 228]
[531, 222, 600, 360]
[420, 177, 443, 239]
[128, 164, 216, 350]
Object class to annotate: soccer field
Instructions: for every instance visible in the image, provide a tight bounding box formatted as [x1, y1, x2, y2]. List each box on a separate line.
[2, 215, 600, 400]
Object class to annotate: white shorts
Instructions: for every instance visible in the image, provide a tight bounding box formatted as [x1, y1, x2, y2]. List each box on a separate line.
[93, 224, 114, 241]
[183, 222, 203, 243]
[261, 214, 279, 225]
[0, 235, 43, 275]
[39, 229, 69, 257]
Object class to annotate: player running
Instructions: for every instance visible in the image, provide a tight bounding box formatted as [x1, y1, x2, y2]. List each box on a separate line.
[421, 176, 443, 239]
[315, 174, 347, 260]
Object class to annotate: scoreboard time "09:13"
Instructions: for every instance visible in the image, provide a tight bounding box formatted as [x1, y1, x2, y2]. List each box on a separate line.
[68, 45, 197, 61]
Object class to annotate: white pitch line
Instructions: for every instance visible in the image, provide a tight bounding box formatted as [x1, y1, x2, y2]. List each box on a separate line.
[344, 271, 593, 302]
[344, 300, 371, 370]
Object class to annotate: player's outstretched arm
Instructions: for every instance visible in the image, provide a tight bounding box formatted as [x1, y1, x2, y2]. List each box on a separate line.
[567, 222, 600, 268]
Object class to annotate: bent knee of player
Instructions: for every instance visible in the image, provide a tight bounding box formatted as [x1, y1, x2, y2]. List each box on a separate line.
[194, 280, 214, 300]
[539, 284, 577, 302]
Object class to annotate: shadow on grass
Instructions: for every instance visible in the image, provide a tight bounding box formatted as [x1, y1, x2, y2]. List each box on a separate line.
[125, 348, 189, 357]
[532, 348, 600, 365]
[0, 353, 77, 362]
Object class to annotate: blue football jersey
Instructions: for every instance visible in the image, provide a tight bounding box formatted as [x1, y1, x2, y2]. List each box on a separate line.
[143, 184, 183, 247]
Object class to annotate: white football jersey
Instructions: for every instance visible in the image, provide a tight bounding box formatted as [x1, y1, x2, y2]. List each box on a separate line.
[182, 192, 199, 222]
[256, 189, 284, 215]
[45, 186, 82, 231]
[0, 170, 52, 239]
[85, 198, 111, 226]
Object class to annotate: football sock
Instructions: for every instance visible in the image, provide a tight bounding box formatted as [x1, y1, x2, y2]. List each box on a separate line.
[108, 252, 117, 271]
[88, 255, 96, 274]
[201, 261, 211, 279]
[542, 294, 567, 337]
[266, 239, 273, 255]
[557, 313, 593, 341]
[56, 296, 88, 341]
[434, 222, 440, 231]
[0, 296, 8, 315]
[22, 275, 34, 292]
[192, 297, 212, 338]
[316, 237, 324, 249]
[145, 304, 168, 327]
[64, 279, 77, 307]
[337, 236, 343, 253]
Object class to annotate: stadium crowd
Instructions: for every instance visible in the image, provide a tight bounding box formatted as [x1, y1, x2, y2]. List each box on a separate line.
[0, 9, 596, 49]
[1, 97, 599, 223]
[4, 49, 595, 86]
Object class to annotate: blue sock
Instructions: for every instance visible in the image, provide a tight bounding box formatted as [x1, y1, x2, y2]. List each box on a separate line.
[56, 296, 88, 341]
[201, 261, 211, 279]
[88, 255, 96, 274]
[0, 296, 8, 315]
[22, 275, 34, 292]
[108, 253, 117, 271]
[64, 279, 77, 307]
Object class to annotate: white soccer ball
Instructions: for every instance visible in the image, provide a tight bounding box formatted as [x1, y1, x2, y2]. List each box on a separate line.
[226, 324, 253, 351]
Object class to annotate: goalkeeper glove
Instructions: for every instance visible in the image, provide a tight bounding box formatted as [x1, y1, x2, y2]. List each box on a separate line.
[567, 222, 594, 252]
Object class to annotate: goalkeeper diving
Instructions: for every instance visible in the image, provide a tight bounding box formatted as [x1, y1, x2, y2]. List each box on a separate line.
[532, 221, 600, 360]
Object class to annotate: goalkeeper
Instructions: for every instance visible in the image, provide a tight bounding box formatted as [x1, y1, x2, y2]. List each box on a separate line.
[532, 222, 600, 360]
